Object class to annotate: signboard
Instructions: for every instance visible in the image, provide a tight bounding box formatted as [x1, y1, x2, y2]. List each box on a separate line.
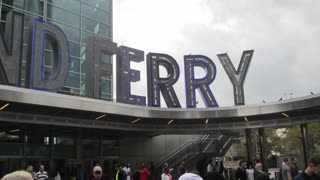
[0, 12, 254, 108]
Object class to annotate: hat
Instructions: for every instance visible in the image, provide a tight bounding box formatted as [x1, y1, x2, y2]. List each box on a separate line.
[178, 173, 203, 180]
[93, 166, 102, 172]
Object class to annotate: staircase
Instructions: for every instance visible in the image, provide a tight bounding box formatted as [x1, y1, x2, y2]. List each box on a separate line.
[154, 133, 239, 179]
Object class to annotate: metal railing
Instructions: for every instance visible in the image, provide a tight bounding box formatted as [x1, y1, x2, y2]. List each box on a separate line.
[154, 134, 211, 168]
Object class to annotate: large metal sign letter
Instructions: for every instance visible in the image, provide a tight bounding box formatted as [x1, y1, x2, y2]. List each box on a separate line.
[147, 53, 181, 108]
[86, 37, 117, 99]
[116, 46, 146, 106]
[29, 19, 70, 92]
[217, 50, 254, 105]
[0, 11, 24, 85]
[185, 55, 219, 108]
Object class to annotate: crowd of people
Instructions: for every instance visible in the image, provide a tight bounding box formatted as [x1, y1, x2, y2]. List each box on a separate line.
[1, 153, 320, 180]
[163, 161, 225, 180]
[234, 153, 320, 180]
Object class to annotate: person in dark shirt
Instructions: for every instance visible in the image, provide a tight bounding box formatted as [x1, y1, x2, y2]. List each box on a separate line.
[290, 158, 299, 179]
[204, 171, 225, 180]
[294, 153, 320, 180]
[236, 161, 247, 180]
[114, 164, 126, 180]
[254, 163, 270, 180]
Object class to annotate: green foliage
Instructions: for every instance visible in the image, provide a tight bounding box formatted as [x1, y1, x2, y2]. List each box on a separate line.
[238, 123, 320, 159]
[264, 123, 320, 156]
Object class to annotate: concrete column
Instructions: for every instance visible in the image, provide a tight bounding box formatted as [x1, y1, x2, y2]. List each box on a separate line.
[245, 129, 254, 163]
[300, 124, 310, 168]
[49, 127, 54, 169]
[258, 128, 268, 172]
[75, 128, 83, 165]
[100, 136, 103, 157]
[21, 127, 26, 169]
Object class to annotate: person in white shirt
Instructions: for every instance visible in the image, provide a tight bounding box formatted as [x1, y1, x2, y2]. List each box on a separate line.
[207, 160, 213, 173]
[123, 163, 131, 180]
[1, 171, 33, 180]
[35, 165, 48, 180]
[246, 162, 254, 180]
[161, 167, 172, 180]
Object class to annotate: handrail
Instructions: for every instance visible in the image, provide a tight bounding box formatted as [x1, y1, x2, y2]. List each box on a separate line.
[155, 134, 222, 168]
[155, 134, 218, 167]
[155, 135, 207, 167]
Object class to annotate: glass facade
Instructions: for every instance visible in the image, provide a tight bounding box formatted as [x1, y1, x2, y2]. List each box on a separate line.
[0, 0, 113, 100]
[0, 123, 120, 177]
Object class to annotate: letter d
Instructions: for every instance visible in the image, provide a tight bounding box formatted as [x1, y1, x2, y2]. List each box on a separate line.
[28, 19, 70, 92]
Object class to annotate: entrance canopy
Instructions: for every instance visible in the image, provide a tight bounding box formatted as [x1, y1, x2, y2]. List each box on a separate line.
[0, 85, 320, 133]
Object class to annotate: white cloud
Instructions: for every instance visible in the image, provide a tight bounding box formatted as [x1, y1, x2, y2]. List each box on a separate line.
[113, 0, 320, 107]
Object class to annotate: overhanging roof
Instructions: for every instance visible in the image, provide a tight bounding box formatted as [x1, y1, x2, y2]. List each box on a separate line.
[0, 85, 320, 133]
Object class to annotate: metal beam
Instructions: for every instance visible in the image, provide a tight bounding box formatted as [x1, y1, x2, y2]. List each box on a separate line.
[300, 124, 310, 168]
[1, 111, 320, 133]
[0, 85, 320, 119]
[245, 129, 254, 164]
[258, 128, 268, 172]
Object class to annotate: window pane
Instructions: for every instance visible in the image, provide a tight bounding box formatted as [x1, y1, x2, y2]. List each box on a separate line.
[13, 0, 24, 8]
[47, 4, 80, 28]
[84, 0, 111, 12]
[69, 41, 80, 57]
[48, 0, 80, 13]
[70, 57, 80, 73]
[24, 1, 43, 15]
[81, 3, 110, 24]
[101, 75, 111, 100]
[81, 31, 110, 44]
[48, 21, 81, 42]
[65, 72, 80, 88]
[101, 53, 111, 64]
[82, 17, 110, 38]
[80, 59, 86, 74]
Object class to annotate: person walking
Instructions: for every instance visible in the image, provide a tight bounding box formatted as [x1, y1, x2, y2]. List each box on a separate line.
[178, 161, 186, 176]
[207, 160, 213, 174]
[1, 171, 33, 180]
[236, 161, 247, 180]
[246, 162, 254, 180]
[294, 153, 320, 180]
[140, 163, 150, 180]
[35, 165, 48, 180]
[281, 158, 292, 180]
[290, 158, 299, 179]
[26, 165, 36, 179]
[115, 164, 126, 180]
[161, 167, 172, 180]
[254, 163, 270, 180]
[123, 164, 131, 180]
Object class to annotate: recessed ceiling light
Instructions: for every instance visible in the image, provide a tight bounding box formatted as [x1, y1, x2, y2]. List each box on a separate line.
[132, 118, 141, 123]
[244, 117, 248, 122]
[95, 114, 106, 120]
[282, 113, 289, 118]
[0, 103, 10, 111]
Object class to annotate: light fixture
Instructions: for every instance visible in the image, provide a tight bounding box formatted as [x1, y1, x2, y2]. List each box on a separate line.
[244, 117, 248, 122]
[0, 132, 5, 135]
[205, 119, 209, 124]
[131, 118, 141, 124]
[0, 103, 10, 111]
[282, 113, 289, 118]
[95, 114, 106, 120]
[168, 120, 173, 125]
[10, 129, 20, 133]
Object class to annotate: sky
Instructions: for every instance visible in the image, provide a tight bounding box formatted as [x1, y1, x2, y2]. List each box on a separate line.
[113, 0, 320, 108]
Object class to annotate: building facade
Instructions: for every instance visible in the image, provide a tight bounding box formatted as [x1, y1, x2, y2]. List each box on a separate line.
[0, 0, 319, 178]
[0, 0, 117, 177]
[1, 0, 113, 99]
